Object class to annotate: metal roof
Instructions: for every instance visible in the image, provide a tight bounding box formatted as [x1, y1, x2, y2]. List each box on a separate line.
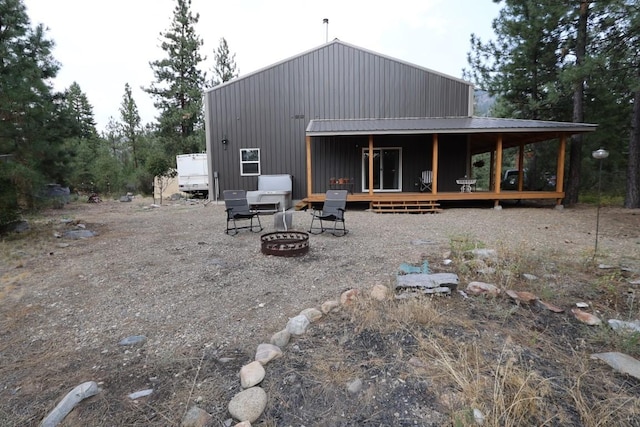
[306, 116, 598, 136]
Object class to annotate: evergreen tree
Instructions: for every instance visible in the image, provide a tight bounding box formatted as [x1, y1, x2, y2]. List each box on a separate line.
[210, 37, 238, 87]
[466, 0, 639, 204]
[466, 1, 569, 121]
[0, 0, 72, 213]
[64, 82, 98, 139]
[466, 0, 570, 190]
[119, 83, 142, 168]
[144, 0, 206, 156]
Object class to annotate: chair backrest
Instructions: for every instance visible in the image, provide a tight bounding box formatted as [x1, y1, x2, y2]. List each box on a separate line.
[421, 170, 433, 183]
[323, 190, 348, 218]
[223, 190, 251, 215]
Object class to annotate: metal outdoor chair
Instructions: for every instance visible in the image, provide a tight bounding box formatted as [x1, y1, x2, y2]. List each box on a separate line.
[308, 190, 348, 236]
[419, 170, 433, 192]
[223, 190, 263, 235]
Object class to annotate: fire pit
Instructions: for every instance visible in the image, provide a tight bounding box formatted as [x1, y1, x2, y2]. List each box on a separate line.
[261, 231, 309, 257]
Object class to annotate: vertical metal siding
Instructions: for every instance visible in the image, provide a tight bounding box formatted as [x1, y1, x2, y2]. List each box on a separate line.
[207, 41, 472, 198]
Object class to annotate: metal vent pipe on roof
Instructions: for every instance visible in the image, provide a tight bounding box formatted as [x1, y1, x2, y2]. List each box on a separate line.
[323, 18, 329, 43]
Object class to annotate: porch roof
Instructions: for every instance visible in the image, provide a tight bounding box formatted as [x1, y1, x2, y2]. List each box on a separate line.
[306, 116, 597, 152]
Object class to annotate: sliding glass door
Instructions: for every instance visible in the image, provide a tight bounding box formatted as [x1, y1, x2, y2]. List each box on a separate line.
[362, 148, 402, 191]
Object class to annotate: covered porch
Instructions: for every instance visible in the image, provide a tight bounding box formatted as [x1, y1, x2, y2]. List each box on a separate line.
[302, 117, 597, 211]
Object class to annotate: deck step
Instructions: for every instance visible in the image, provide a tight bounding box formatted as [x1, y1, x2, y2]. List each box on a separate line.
[294, 200, 309, 211]
[370, 200, 442, 214]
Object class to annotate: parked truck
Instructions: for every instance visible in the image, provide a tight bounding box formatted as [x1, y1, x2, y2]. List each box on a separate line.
[176, 153, 208, 198]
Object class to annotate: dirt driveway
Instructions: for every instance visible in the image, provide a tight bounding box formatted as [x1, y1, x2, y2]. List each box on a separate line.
[1, 198, 639, 425]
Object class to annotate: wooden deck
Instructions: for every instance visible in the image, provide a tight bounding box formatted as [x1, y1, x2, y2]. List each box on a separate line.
[299, 190, 564, 211]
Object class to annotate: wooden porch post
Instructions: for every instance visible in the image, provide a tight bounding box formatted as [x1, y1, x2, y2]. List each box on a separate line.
[306, 135, 312, 198]
[495, 135, 503, 193]
[368, 134, 374, 196]
[432, 134, 439, 193]
[556, 134, 567, 205]
[518, 142, 525, 191]
[489, 151, 495, 190]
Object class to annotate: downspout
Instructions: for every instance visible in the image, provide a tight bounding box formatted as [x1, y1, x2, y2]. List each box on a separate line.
[203, 93, 216, 203]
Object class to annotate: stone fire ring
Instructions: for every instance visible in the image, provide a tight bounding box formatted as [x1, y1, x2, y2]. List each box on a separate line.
[261, 231, 309, 257]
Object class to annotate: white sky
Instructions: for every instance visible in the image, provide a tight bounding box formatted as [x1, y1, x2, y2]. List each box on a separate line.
[23, 0, 502, 132]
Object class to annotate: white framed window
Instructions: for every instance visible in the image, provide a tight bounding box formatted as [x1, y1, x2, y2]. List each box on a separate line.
[240, 148, 261, 176]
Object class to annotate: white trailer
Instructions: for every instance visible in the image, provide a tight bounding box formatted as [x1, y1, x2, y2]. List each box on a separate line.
[176, 153, 208, 198]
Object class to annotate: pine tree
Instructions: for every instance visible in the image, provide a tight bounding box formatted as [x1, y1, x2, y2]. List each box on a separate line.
[64, 82, 98, 139]
[119, 83, 142, 168]
[0, 0, 72, 212]
[210, 37, 238, 87]
[144, 0, 206, 156]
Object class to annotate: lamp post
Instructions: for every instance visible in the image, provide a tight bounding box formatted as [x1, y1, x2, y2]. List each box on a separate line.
[592, 148, 609, 258]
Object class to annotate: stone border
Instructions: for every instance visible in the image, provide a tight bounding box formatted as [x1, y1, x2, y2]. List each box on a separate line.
[217, 285, 388, 426]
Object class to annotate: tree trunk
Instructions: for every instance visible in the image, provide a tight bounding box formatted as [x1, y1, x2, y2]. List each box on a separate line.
[624, 79, 640, 208]
[565, 1, 589, 206]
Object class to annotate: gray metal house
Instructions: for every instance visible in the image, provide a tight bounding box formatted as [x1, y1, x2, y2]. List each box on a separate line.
[204, 39, 596, 210]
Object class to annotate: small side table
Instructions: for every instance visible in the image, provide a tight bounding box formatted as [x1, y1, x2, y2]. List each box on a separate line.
[456, 178, 476, 193]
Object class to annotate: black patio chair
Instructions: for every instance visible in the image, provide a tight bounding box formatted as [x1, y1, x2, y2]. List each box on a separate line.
[224, 190, 263, 235]
[308, 190, 348, 236]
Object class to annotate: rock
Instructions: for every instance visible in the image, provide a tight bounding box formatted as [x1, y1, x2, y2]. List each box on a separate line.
[63, 229, 96, 239]
[118, 335, 147, 346]
[571, 308, 602, 326]
[346, 378, 363, 395]
[240, 361, 266, 388]
[505, 289, 538, 304]
[629, 279, 640, 285]
[270, 329, 290, 348]
[473, 408, 485, 425]
[321, 300, 341, 314]
[591, 352, 640, 380]
[254, 343, 282, 365]
[466, 281, 500, 297]
[119, 195, 132, 202]
[228, 387, 267, 423]
[286, 315, 310, 335]
[468, 248, 497, 261]
[40, 381, 100, 427]
[608, 319, 640, 334]
[522, 273, 538, 281]
[8, 220, 30, 233]
[598, 264, 615, 269]
[300, 307, 323, 322]
[477, 267, 496, 275]
[575, 302, 589, 308]
[128, 389, 153, 400]
[370, 284, 389, 301]
[234, 422, 251, 427]
[537, 300, 564, 313]
[396, 273, 458, 291]
[340, 289, 359, 305]
[181, 406, 211, 427]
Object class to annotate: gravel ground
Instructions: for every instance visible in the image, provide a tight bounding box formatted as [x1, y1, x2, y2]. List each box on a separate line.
[4, 198, 639, 356]
[1, 197, 640, 425]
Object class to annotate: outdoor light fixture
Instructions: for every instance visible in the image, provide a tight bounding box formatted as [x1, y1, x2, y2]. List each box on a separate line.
[592, 147, 609, 259]
[221, 137, 229, 151]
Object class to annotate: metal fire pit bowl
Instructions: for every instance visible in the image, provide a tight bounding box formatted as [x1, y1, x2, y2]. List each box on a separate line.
[261, 231, 309, 257]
